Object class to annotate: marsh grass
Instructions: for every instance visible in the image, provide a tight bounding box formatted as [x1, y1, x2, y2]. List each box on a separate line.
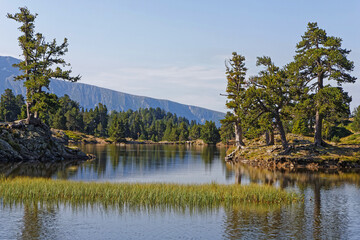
[0, 178, 301, 209]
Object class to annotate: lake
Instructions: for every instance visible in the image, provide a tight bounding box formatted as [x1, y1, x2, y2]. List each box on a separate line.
[1, 144, 360, 239]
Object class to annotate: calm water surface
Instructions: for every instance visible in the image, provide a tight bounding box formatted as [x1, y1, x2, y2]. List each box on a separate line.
[1, 144, 360, 239]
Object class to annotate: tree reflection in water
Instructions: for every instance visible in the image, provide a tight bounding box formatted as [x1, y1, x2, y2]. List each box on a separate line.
[227, 163, 360, 239]
[1, 145, 359, 239]
[20, 203, 58, 240]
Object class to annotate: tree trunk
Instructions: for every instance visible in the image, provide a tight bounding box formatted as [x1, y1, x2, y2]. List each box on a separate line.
[314, 110, 323, 147]
[265, 129, 274, 145]
[314, 74, 324, 147]
[234, 119, 245, 147]
[274, 115, 288, 150]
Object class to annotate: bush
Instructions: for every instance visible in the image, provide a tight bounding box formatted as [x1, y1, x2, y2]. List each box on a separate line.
[323, 124, 352, 141]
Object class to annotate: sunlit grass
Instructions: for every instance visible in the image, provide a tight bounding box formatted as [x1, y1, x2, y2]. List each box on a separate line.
[0, 178, 301, 208]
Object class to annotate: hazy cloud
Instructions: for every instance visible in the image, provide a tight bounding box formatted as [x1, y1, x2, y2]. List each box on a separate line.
[81, 65, 228, 112]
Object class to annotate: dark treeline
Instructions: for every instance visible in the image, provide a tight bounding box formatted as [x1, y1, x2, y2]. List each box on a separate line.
[0, 90, 220, 144]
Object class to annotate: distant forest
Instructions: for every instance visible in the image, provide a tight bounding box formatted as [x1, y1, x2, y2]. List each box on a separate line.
[0, 89, 221, 144]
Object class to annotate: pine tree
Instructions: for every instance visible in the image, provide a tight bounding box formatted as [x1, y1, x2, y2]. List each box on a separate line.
[223, 52, 247, 147]
[189, 124, 201, 140]
[294, 22, 356, 146]
[108, 114, 125, 142]
[65, 107, 83, 131]
[200, 121, 220, 144]
[0, 89, 24, 122]
[7, 7, 80, 123]
[246, 57, 306, 150]
[220, 112, 235, 144]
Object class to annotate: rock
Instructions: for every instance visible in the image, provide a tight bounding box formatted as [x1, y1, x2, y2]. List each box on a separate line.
[0, 121, 91, 163]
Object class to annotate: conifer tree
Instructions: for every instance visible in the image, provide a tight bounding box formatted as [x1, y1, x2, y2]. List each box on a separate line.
[7, 7, 80, 124]
[0, 89, 24, 122]
[189, 124, 201, 140]
[247, 57, 306, 151]
[108, 114, 125, 142]
[200, 121, 220, 144]
[294, 22, 356, 146]
[223, 52, 247, 147]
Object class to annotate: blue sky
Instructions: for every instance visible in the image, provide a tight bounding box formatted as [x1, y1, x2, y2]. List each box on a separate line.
[0, 0, 359, 112]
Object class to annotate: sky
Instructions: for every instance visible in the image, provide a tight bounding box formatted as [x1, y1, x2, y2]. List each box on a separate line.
[0, 0, 359, 113]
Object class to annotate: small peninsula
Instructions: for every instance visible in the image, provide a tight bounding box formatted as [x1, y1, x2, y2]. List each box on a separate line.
[0, 120, 91, 163]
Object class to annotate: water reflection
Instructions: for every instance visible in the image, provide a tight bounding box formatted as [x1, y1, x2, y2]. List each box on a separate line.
[1, 145, 360, 239]
[0, 161, 80, 179]
[55, 144, 232, 183]
[229, 163, 360, 239]
[19, 203, 58, 240]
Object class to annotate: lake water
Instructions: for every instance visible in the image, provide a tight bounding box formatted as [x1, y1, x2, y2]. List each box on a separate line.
[1, 144, 360, 239]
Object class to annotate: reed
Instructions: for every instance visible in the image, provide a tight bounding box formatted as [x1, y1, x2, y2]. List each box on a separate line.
[0, 178, 302, 208]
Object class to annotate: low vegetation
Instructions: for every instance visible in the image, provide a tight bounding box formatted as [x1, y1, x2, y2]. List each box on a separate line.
[0, 178, 301, 207]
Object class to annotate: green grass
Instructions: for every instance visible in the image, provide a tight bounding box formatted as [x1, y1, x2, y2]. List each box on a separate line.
[64, 130, 86, 142]
[0, 178, 301, 208]
[340, 133, 360, 145]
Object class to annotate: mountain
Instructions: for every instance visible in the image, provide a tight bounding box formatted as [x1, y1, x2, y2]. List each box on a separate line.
[0, 56, 225, 125]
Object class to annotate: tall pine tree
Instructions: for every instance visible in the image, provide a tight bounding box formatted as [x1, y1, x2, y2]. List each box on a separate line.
[294, 22, 356, 146]
[7, 7, 80, 124]
[223, 52, 247, 147]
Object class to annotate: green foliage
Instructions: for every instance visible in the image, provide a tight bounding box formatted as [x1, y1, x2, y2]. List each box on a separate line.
[294, 22, 356, 145]
[331, 136, 340, 143]
[189, 124, 202, 140]
[322, 122, 352, 141]
[315, 86, 351, 123]
[244, 57, 307, 149]
[222, 52, 248, 146]
[225, 52, 247, 110]
[350, 106, 360, 132]
[7, 7, 80, 120]
[65, 107, 83, 131]
[220, 22, 356, 149]
[63, 131, 84, 142]
[108, 114, 125, 142]
[201, 121, 220, 144]
[295, 22, 356, 87]
[106, 107, 200, 142]
[0, 89, 24, 122]
[292, 118, 310, 136]
[220, 112, 234, 143]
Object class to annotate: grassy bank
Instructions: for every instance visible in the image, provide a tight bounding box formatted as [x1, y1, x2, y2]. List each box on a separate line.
[0, 178, 301, 207]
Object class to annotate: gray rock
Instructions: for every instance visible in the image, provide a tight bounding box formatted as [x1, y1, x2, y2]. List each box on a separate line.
[0, 122, 90, 163]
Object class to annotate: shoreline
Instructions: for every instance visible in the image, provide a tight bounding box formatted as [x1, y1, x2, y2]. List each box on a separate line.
[225, 134, 360, 170]
[58, 129, 225, 146]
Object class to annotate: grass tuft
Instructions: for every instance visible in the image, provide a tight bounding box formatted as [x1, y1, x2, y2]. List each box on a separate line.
[0, 177, 301, 208]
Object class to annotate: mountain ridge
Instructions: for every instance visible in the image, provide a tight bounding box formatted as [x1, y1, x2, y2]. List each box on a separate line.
[0, 56, 224, 125]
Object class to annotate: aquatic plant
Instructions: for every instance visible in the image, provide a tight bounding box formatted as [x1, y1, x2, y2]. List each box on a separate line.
[0, 178, 301, 208]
